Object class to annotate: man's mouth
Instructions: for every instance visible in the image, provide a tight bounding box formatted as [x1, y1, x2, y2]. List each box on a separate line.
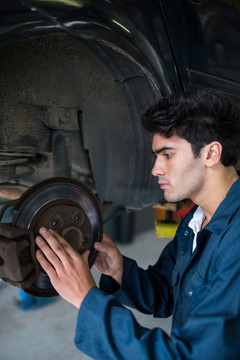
[159, 183, 168, 189]
[158, 180, 169, 189]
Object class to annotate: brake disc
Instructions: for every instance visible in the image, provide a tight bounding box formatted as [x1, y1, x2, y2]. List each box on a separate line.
[12, 177, 103, 297]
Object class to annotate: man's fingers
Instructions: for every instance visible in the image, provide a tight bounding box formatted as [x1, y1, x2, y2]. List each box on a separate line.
[48, 229, 80, 258]
[39, 227, 70, 253]
[49, 229, 68, 245]
[36, 235, 63, 269]
[37, 228, 73, 268]
[36, 249, 58, 280]
[101, 233, 114, 245]
[94, 237, 117, 256]
[37, 228, 87, 268]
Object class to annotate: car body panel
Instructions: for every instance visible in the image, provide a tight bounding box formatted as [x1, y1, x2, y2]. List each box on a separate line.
[0, 0, 240, 209]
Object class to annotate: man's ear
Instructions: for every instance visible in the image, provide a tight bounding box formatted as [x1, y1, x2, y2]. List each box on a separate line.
[203, 141, 222, 168]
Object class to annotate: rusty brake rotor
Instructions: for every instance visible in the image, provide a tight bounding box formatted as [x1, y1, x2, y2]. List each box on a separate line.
[12, 177, 103, 297]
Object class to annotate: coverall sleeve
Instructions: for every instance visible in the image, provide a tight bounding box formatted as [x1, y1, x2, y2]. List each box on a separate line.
[75, 223, 240, 360]
[98, 239, 176, 318]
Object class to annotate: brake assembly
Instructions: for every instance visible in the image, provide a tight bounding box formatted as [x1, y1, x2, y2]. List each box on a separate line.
[0, 177, 103, 297]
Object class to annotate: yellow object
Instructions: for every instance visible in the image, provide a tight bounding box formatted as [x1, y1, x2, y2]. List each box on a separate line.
[155, 220, 179, 238]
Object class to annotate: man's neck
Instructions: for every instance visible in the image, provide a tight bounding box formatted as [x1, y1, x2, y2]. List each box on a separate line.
[192, 167, 239, 226]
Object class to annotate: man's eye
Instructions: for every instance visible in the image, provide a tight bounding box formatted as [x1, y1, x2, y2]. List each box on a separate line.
[164, 153, 172, 159]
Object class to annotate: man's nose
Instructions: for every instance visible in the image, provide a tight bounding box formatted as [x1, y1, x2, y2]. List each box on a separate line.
[152, 158, 165, 177]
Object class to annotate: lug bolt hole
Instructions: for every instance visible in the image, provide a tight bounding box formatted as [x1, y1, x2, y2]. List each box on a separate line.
[52, 220, 59, 227]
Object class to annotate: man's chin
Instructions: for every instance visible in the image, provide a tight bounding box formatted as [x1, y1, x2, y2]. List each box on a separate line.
[164, 192, 185, 203]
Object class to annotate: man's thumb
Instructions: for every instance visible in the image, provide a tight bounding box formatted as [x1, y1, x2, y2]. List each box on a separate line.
[94, 242, 109, 254]
[94, 242, 102, 251]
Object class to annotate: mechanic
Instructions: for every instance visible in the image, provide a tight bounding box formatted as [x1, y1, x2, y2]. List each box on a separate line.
[35, 89, 240, 359]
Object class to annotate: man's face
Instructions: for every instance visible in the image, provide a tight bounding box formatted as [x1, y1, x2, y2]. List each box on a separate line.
[152, 134, 206, 202]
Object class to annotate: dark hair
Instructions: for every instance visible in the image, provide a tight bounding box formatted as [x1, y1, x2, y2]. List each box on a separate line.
[142, 89, 240, 166]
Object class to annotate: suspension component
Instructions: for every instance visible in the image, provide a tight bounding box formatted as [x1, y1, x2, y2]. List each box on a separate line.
[0, 153, 34, 183]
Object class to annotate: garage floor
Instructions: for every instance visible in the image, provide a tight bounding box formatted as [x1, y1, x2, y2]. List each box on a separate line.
[0, 229, 172, 360]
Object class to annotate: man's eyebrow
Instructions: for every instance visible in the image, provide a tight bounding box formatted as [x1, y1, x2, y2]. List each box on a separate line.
[152, 146, 175, 155]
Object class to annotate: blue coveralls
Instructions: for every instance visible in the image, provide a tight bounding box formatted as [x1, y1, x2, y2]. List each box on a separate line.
[75, 178, 240, 359]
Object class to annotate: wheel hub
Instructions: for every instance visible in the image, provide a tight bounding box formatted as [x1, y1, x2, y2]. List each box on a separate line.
[12, 177, 103, 297]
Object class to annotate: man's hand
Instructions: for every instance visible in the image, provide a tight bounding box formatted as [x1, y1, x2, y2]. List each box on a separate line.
[94, 234, 123, 285]
[36, 228, 96, 309]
